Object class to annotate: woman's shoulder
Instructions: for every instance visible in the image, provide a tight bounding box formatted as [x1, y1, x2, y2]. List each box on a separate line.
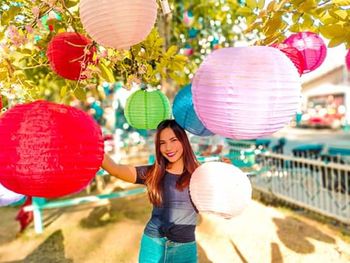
[135, 164, 153, 184]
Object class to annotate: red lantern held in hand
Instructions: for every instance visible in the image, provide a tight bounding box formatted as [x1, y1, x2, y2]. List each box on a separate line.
[47, 32, 96, 80]
[271, 43, 305, 76]
[283, 32, 327, 74]
[0, 100, 104, 198]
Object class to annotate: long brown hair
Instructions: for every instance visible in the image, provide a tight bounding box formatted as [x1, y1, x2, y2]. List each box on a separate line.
[145, 119, 199, 206]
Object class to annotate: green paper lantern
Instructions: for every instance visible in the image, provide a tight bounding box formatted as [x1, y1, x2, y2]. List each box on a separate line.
[125, 89, 171, 129]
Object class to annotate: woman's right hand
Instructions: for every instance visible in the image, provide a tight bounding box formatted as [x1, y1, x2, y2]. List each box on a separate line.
[101, 154, 137, 183]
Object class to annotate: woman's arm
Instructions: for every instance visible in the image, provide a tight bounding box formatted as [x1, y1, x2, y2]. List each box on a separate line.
[101, 154, 137, 183]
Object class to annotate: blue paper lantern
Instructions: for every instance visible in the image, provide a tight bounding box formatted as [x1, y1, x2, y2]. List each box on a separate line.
[173, 84, 213, 136]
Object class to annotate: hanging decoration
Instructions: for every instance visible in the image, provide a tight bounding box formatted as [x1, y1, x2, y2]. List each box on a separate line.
[79, 0, 158, 50]
[47, 32, 96, 80]
[0, 183, 25, 207]
[173, 84, 213, 136]
[189, 162, 252, 219]
[125, 89, 171, 129]
[0, 100, 104, 198]
[271, 43, 305, 76]
[283, 32, 327, 73]
[192, 46, 301, 139]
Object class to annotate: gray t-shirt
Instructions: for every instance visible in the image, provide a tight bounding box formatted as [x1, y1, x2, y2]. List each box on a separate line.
[136, 165, 198, 243]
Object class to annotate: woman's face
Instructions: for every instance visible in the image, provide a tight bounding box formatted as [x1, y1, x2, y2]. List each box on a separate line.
[159, 127, 184, 164]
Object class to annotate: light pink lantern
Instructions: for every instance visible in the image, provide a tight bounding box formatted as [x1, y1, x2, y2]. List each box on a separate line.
[346, 49, 350, 71]
[192, 46, 301, 139]
[189, 162, 252, 219]
[283, 32, 327, 73]
[79, 0, 158, 50]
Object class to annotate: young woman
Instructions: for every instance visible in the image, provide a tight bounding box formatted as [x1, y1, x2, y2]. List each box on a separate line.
[102, 119, 199, 263]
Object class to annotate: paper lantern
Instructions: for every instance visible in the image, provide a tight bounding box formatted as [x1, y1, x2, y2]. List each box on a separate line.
[47, 32, 96, 80]
[0, 183, 24, 207]
[271, 43, 305, 76]
[173, 84, 213, 136]
[189, 162, 252, 219]
[0, 100, 104, 198]
[125, 89, 171, 129]
[346, 49, 350, 71]
[192, 46, 301, 139]
[79, 0, 157, 49]
[283, 32, 327, 73]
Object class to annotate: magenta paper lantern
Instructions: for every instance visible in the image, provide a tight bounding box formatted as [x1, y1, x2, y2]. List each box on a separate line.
[271, 43, 305, 76]
[192, 46, 301, 139]
[0, 183, 24, 207]
[0, 100, 104, 198]
[190, 162, 252, 219]
[283, 32, 327, 73]
[346, 49, 350, 71]
[79, 0, 158, 49]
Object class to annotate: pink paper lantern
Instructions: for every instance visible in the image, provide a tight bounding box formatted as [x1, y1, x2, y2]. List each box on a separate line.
[190, 162, 252, 219]
[192, 46, 301, 139]
[79, 0, 158, 49]
[346, 49, 350, 71]
[283, 32, 327, 73]
[0, 100, 104, 198]
[0, 183, 24, 207]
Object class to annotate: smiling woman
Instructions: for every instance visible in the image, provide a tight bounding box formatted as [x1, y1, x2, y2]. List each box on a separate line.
[102, 119, 200, 263]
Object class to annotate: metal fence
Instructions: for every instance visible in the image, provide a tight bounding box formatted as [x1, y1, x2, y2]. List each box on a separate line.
[251, 152, 350, 224]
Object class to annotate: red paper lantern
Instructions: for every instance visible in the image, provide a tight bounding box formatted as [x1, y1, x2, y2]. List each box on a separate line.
[271, 43, 305, 76]
[346, 49, 350, 71]
[0, 100, 104, 198]
[283, 32, 327, 74]
[47, 32, 96, 80]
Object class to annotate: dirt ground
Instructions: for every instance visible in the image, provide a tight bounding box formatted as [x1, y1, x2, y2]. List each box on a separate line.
[0, 177, 349, 263]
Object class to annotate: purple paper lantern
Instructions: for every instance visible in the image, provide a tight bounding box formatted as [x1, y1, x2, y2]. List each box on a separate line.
[0, 183, 24, 207]
[189, 162, 252, 219]
[346, 49, 350, 71]
[283, 32, 327, 73]
[192, 46, 301, 140]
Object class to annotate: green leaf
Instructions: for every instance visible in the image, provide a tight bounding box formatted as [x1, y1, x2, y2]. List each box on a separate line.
[332, 0, 350, 6]
[246, 0, 257, 9]
[166, 46, 178, 57]
[329, 9, 349, 21]
[98, 63, 115, 83]
[64, 0, 80, 8]
[237, 7, 252, 16]
[319, 24, 344, 38]
[257, 0, 265, 9]
[60, 86, 68, 98]
[328, 36, 346, 47]
[73, 87, 86, 101]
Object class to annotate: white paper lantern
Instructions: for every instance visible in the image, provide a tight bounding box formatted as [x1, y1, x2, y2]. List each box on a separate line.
[192, 46, 301, 139]
[190, 162, 252, 219]
[79, 0, 158, 49]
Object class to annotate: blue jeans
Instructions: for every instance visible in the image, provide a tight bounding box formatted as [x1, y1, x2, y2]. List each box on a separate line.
[138, 234, 198, 263]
